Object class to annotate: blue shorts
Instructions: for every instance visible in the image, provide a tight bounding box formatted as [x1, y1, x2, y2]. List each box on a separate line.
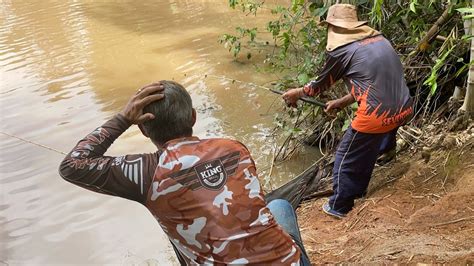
[268, 199, 311, 266]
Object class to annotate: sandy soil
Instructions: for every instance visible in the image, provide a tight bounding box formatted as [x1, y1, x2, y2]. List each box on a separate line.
[298, 134, 474, 264]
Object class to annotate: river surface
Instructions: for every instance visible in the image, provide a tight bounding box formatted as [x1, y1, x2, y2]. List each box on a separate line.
[0, 1, 318, 264]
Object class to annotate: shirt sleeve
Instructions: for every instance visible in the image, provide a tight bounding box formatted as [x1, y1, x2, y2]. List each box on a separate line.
[58, 114, 158, 204]
[303, 51, 347, 97]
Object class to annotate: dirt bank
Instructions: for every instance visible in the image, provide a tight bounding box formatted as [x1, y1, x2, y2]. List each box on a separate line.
[298, 130, 474, 264]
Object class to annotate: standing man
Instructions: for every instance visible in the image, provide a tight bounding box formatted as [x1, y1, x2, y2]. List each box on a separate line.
[282, 4, 413, 218]
[59, 81, 310, 265]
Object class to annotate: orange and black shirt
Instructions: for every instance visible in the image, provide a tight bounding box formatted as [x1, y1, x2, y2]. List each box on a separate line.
[59, 114, 301, 265]
[303, 35, 413, 133]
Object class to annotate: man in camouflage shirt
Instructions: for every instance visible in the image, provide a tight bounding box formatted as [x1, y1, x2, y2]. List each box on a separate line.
[60, 81, 310, 265]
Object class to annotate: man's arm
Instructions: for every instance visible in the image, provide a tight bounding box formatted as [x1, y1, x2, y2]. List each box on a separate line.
[282, 53, 347, 106]
[303, 54, 346, 97]
[59, 114, 158, 202]
[59, 83, 165, 203]
[324, 93, 356, 113]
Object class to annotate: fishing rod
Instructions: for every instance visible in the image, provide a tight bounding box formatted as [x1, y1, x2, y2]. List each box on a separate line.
[205, 74, 327, 108]
[0, 131, 67, 155]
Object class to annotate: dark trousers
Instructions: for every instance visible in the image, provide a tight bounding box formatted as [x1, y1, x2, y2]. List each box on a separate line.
[328, 126, 397, 214]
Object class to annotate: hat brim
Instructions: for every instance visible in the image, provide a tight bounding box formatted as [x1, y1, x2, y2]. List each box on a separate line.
[318, 20, 367, 29]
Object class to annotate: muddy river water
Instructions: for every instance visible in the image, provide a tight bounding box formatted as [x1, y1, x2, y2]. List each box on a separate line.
[0, 1, 318, 264]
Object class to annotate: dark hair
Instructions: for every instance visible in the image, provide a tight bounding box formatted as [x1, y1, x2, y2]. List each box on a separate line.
[142, 80, 193, 144]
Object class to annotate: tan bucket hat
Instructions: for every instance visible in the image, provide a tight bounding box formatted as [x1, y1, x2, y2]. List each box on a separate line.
[321, 4, 381, 51]
[320, 4, 367, 29]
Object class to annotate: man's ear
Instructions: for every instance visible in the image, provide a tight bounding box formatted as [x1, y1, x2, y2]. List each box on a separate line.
[192, 108, 197, 127]
[138, 124, 150, 138]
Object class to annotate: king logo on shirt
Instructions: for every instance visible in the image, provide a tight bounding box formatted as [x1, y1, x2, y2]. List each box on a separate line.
[194, 159, 227, 190]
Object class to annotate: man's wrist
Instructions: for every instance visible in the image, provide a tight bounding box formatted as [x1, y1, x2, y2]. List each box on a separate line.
[301, 86, 308, 97]
[116, 113, 133, 128]
[343, 94, 355, 106]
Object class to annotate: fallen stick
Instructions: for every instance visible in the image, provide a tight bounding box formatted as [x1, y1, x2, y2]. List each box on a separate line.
[267, 145, 277, 184]
[459, 140, 474, 156]
[423, 172, 438, 183]
[356, 201, 370, 215]
[303, 189, 333, 200]
[347, 215, 362, 231]
[382, 250, 403, 256]
[347, 238, 376, 261]
[387, 206, 403, 218]
[399, 127, 426, 144]
[430, 216, 474, 227]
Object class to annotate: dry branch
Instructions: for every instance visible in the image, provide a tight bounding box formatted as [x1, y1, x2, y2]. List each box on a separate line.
[417, 6, 454, 52]
[430, 216, 474, 227]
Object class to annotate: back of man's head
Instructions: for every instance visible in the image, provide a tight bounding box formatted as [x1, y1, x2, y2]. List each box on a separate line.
[142, 80, 194, 145]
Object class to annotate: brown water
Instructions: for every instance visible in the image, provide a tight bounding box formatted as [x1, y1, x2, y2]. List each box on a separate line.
[0, 1, 318, 264]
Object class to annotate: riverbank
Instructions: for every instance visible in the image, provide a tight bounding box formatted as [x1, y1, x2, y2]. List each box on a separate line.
[297, 124, 474, 264]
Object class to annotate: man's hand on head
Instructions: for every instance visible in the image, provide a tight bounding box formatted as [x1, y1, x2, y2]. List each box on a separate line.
[120, 83, 165, 124]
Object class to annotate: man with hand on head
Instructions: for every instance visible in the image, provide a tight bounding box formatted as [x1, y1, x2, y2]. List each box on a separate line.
[59, 81, 310, 265]
[282, 4, 413, 218]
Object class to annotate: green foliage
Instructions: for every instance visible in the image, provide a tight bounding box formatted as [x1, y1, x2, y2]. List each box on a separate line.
[409, 0, 418, 13]
[457, 7, 474, 19]
[423, 4, 473, 95]
[219, 27, 258, 57]
[424, 45, 456, 95]
[222, 0, 332, 88]
[228, 0, 263, 15]
[423, 27, 459, 95]
[221, 0, 469, 90]
[370, 0, 384, 28]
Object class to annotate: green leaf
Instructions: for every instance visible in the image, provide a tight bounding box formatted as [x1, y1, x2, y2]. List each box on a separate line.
[297, 73, 309, 84]
[350, 102, 358, 112]
[409, 2, 417, 13]
[229, 0, 238, 9]
[291, 0, 304, 12]
[231, 44, 241, 57]
[342, 118, 351, 132]
[423, 46, 456, 95]
[454, 62, 470, 77]
[280, 32, 291, 53]
[271, 5, 285, 14]
[456, 7, 474, 14]
[312, 7, 329, 18]
[291, 127, 302, 133]
[249, 28, 257, 41]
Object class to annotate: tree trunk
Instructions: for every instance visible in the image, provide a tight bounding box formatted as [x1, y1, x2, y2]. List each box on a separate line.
[460, 3, 474, 117]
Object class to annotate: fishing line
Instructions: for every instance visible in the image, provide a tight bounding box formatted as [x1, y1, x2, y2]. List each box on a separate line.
[204, 74, 327, 108]
[0, 131, 67, 155]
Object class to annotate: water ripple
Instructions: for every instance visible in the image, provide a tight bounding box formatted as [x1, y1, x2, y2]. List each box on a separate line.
[0, 1, 297, 265]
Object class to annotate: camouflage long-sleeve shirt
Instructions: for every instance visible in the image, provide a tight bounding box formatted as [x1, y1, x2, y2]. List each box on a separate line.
[303, 35, 413, 133]
[59, 114, 301, 265]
